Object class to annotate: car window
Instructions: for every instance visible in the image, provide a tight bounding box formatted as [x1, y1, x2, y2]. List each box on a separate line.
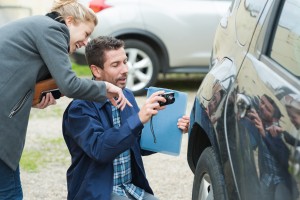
[269, 0, 300, 77]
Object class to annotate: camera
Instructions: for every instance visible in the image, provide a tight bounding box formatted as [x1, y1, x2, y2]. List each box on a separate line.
[159, 92, 175, 106]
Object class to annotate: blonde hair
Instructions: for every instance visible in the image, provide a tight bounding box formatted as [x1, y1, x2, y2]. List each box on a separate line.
[51, 0, 98, 26]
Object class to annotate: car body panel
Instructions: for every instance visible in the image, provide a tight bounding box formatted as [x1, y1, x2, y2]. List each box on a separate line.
[139, 0, 231, 67]
[188, 0, 300, 199]
[77, 0, 231, 67]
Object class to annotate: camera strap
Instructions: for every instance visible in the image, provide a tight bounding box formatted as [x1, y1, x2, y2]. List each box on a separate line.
[150, 116, 157, 143]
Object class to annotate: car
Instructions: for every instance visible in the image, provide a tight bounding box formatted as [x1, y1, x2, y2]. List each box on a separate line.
[0, 5, 32, 26]
[187, 0, 300, 199]
[73, 0, 232, 95]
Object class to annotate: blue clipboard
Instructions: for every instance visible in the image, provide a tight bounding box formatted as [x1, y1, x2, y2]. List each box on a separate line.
[140, 87, 187, 156]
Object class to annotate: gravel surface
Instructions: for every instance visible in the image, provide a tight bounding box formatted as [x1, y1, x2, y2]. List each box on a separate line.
[21, 89, 196, 200]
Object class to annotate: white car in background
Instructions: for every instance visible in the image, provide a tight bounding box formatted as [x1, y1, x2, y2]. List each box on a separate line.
[0, 5, 32, 26]
[73, 0, 232, 95]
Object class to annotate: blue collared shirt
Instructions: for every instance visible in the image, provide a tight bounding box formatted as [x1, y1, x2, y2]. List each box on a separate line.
[111, 105, 145, 200]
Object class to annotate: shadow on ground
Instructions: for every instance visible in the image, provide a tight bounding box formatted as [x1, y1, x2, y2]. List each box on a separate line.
[154, 73, 204, 91]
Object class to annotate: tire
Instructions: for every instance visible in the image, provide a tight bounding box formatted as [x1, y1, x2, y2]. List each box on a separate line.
[124, 39, 159, 96]
[192, 147, 226, 200]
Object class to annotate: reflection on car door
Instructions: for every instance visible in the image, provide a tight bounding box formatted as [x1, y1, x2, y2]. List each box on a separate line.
[227, 0, 300, 199]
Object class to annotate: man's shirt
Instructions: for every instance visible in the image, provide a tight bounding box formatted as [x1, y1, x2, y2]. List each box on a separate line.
[111, 105, 145, 200]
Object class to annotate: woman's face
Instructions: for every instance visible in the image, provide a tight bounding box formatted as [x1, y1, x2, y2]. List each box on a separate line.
[66, 18, 95, 54]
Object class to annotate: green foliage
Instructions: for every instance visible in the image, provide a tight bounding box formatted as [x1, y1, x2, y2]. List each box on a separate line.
[72, 63, 91, 77]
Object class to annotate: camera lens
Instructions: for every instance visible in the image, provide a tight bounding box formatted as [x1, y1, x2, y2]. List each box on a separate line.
[167, 94, 175, 102]
[158, 92, 175, 106]
[167, 94, 175, 104]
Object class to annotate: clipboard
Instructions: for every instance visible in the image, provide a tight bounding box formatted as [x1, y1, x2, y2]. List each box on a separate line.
[140, 87, 188, 156]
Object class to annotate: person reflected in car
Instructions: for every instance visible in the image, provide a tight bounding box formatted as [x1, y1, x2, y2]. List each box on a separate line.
[244, 94, 298, 200]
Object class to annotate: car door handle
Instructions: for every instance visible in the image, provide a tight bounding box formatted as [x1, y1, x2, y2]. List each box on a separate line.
[236, 94, 251, 118]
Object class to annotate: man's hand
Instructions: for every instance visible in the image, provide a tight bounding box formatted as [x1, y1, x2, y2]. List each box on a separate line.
[105, 82, 132, 110]
[138, 91, 166, 124]
[177, 115, 190, 133]
[247, 109, 265, 137]
[32, 92, 56, 109]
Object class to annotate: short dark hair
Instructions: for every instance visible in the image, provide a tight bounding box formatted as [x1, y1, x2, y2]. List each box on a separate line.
[85, 36, 125, 69]
[262, 94, 282, 119]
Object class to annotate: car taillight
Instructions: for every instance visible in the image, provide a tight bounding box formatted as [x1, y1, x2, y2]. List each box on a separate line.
[89, 0, 111, 13]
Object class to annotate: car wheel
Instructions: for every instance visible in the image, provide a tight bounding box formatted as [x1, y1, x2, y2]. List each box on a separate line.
[192, 146, 226, 200]
[124, 39, 159, 96]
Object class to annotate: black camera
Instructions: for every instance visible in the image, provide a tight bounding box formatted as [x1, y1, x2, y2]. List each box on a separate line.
[159, 92, 175, 106]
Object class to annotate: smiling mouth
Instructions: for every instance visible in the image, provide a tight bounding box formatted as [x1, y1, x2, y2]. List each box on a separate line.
[118, 77, 127, 83]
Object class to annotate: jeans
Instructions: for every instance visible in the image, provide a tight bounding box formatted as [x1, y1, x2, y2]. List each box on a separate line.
[0, 159, 23, 200]
[261, 180, 292, 200]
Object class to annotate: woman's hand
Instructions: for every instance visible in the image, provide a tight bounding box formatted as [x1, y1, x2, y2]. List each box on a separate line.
[32, 92, 56, 109]
[177, 115, 190, 133]
[105, 82, 132, 110]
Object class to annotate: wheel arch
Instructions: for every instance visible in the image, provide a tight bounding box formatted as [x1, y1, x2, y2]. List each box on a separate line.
[187, 123, 212, 173]
[188, 98, 221, 174]
[111, 29, 170, 73]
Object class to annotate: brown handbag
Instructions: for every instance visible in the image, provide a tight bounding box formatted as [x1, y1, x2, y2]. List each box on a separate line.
[32, 78, 62, 105]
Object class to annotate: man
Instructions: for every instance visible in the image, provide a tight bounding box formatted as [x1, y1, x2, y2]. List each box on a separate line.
[62, 36, 190, 200]
[245, 94, 295, 200]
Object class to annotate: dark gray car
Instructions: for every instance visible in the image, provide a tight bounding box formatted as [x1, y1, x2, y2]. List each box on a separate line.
[188, 0, 300, 199]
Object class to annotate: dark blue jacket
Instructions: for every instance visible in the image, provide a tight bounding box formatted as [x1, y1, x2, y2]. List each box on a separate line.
[62, 89, 154, 200]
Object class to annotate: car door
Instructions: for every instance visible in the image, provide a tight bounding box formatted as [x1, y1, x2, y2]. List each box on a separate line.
[226, 0, 300, 199]
[140, 0, 231, 67]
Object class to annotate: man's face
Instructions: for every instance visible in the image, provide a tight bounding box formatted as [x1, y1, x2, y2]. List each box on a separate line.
[98, 47, 128, 89]
[67, 20, 95, 54]
[259, 95, 275, 122]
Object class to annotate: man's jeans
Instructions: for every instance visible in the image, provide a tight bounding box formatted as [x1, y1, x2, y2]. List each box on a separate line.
[0, 159, 23, 200]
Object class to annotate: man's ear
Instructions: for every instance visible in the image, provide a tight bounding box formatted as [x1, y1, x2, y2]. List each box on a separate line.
[90, 65, 102, 79]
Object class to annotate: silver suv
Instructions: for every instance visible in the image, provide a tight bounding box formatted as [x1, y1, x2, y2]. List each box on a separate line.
[73, 0, 231, 95]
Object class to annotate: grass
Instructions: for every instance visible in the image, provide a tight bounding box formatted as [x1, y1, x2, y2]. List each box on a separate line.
[20, 137, 69, 172]
[20, 150, 43, 172]
[72, 63, 91, 77]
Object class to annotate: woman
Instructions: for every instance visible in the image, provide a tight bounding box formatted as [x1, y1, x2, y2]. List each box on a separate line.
[0, 0, 131, 199]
